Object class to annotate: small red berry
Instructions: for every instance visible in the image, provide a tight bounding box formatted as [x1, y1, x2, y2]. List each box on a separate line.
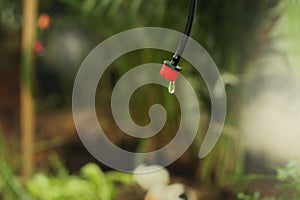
[34, 41, 44, 53]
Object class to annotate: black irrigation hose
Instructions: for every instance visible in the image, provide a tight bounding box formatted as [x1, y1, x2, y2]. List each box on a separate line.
[172, 0, 197, 67]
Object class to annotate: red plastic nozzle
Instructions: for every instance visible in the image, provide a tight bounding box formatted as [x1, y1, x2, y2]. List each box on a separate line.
[160, 61, 181, 82]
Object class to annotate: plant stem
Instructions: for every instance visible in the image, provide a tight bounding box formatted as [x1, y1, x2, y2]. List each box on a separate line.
[20, 0, 38, 180]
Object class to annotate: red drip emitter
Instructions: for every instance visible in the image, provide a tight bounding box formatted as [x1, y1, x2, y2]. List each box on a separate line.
[159, 60, 181, 82]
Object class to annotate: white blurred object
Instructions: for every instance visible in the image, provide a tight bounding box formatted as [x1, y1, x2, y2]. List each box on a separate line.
[145, 183, 197, 200]
[133, 165, 197, 200]
[241, 50, 300, 169]
[133, 165, 170, 190]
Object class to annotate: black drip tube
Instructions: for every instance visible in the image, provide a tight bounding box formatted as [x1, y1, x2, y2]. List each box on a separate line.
[171, 0, 197, 67]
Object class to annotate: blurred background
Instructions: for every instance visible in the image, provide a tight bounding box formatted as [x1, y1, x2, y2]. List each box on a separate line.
[1, 0, 300, 199]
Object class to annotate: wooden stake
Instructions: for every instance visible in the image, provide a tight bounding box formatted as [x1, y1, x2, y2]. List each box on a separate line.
[20, 0, 38, 179]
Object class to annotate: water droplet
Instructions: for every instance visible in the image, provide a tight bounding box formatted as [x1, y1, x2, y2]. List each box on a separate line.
[168, 81, 175, 94]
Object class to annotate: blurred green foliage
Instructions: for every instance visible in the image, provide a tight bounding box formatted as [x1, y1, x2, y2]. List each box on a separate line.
[237, 160, 300, 200]
[275, 160, 300, 194]
[26, 160, 133, 200]
[0, 0, 22, 33]
[237, 191, 261, 200]
[0, 125, 32, 200]
[1, 125, 134, 200]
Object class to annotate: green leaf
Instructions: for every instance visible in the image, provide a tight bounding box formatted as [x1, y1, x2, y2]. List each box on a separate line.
[106, 171, 133, 185]
[80, 163, 106, 186]
[80, 163, 112, 200]
[0, 160, 33, 200]
[276, 160, 299, 181]
[63, 177, 98, 200]
[26, 173, 50, 198]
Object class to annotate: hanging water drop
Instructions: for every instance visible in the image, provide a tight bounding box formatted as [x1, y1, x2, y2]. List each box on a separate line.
[168, 81, 175, 94]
